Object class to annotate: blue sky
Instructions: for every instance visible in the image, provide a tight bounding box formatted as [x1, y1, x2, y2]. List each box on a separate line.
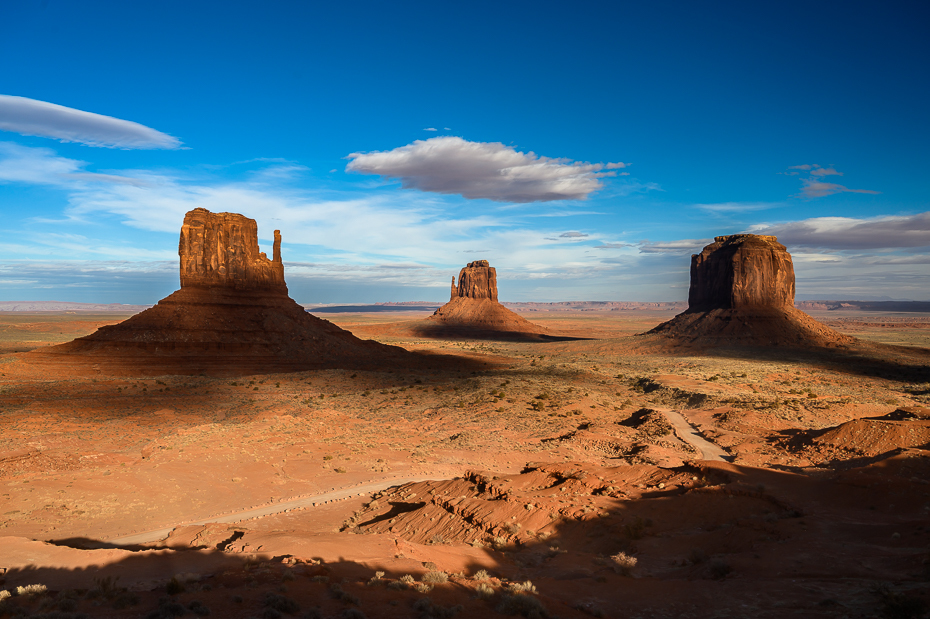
[1, 1, 928, 304]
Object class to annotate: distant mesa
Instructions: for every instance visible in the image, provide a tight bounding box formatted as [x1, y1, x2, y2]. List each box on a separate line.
[413, 260, 548, 339]
[647, 234, 855, 348]
[28, 208, 439, 376]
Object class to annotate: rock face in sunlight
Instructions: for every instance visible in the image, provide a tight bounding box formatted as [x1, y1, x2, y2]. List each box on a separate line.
[647, 234, 854, 348]
[420, 260, 547, 338]
[28, 208, 436, 376]
[688, 234, 795, 311]
[454, 260, 498, 301]
[179, 208, 286, 293]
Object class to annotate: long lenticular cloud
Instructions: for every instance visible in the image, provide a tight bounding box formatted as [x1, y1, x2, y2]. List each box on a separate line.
[346, 136, 627, 203]
[0, 95, 182, 150]
[750, 212, 930, 250]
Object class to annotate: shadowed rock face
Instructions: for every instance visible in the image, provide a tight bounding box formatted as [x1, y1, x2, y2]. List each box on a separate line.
[688, 234, 795, 312]
[647, 234, 853, 348]
[179, 208, 286, 293]
[455, 260, 498, 301]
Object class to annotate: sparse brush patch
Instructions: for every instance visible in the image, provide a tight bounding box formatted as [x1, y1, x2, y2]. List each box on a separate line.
[413, 596, 464, 618]
[497, 592, 549, 618]
[476, 583, 495, 599]
[329, 584, 360, 605]
[264, 592, 300, 614]
[188, 599, 210, 616]
[422, 571, 448, 584]
[367, 571, 385, 586]
[414, 583, 434, 594]
[15, 583, 48, 597]
[165, 577, 185, 595]
[508, 581, 536, 594]
[311, 575, 329, 584]
[610, 552, 637, 576]
[473, 569, 491, 581]
[503, 522, 522, 535]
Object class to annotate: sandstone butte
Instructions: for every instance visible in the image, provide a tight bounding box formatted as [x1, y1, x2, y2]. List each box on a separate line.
[27, 208, 433, 376]
[416, 260, 547, 338]
[648, 234, 855, 347]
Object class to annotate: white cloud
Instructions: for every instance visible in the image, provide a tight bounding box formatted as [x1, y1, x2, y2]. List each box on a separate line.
[345, 136, 627, 203]
[0, 95, 182, 149]
[750, 212, 930, 250]
[424, 127, 437, 131]
[559, 231, 588, 238]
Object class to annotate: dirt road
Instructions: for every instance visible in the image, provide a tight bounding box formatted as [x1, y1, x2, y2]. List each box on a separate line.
[108, 475, 435, 545]
[658, 408, 729, 461]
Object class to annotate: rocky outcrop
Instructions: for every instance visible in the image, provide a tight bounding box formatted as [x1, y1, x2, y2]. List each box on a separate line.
[179, 208, 285, 293]
[647, 234, 854, 348]
[455, 260, 498, 301]
[417, 261, 547, 339]
[30, 208, 443, 376]
[688, 235, 794, 311]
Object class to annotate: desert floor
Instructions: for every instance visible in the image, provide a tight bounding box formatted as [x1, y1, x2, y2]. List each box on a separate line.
[1, 308, 929, 618]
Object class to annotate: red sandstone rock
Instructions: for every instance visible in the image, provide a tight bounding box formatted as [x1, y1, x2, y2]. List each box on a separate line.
[419, 261, 546, 338]
[688, 234, 795, 311]
[455, 260, 498, 301]
[648, 234, 853, 348]
[179, 208, 285, 292]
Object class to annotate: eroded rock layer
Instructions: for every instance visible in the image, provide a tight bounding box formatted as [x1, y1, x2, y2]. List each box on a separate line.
[29, 209, 432, 375]
[179, 208, 285, 292]
[648, 234, 852, 348]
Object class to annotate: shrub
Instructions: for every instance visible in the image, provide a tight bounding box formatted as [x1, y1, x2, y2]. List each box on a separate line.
[16, 584, 48, 596]
[508, 581, 536, 594]
[165, 577, 185, 595]
[497, 592, 548, 618]
[476, 583, 495, 599]
[264, 592, 300, 614]
[188, 599, 211, 616]
[610, 551, 637, 576]
[472, 569, 490, 581]
[422, 571, 448, 584]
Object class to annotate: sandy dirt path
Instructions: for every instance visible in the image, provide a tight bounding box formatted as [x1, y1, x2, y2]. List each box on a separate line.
[108, 475, 436, 545]
[658, 408, 729, 461]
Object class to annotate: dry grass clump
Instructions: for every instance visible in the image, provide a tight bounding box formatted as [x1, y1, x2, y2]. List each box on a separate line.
[15, 584, 47, 597]
[422, 570, 449, 584]
[610, 551, 637, 576]
[472, 569, 491, 581]
[0, 591, 10, 601]
[476, 583, 495, 599]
